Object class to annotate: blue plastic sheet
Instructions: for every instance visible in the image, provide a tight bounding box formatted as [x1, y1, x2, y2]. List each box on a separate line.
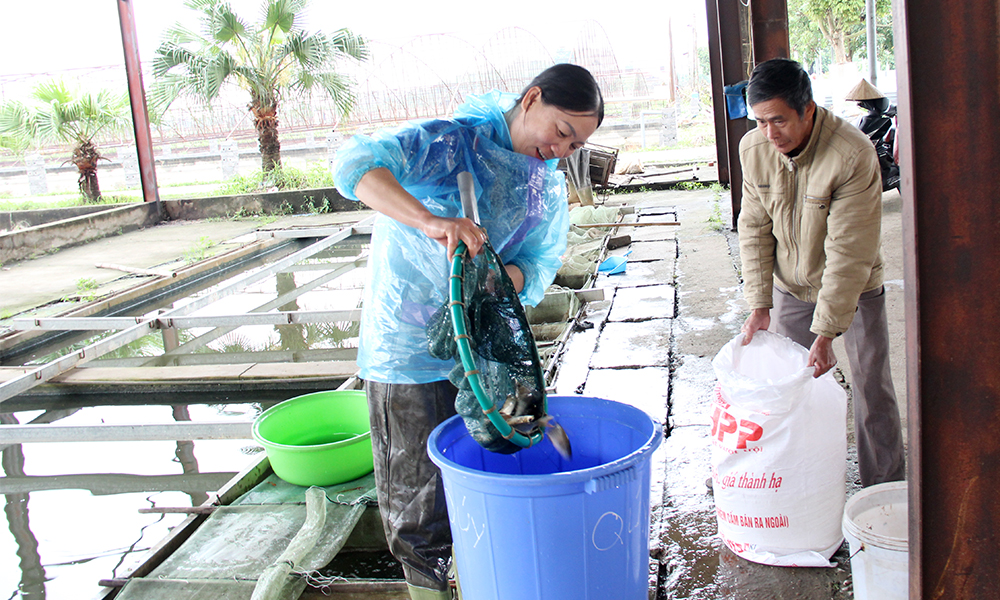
[598, 249, 632, 275]
[724, 80, 749, 120]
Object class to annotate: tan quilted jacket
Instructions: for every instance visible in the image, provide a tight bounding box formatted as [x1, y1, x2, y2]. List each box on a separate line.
[738, 106, 884, 338]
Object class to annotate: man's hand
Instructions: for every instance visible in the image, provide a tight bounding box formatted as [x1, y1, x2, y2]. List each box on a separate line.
[808, 335, 837, 378]
[741, 308, 771, 345]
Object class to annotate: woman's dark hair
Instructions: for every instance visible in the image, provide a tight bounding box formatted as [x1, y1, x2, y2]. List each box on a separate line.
[518, 63, 605, 126]
[746, 58, 813, 116]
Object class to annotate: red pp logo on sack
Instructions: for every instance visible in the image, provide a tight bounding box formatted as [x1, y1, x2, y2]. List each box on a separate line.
[710, 386, 764, 453]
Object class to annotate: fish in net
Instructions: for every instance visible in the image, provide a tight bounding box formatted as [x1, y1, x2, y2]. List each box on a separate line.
[427, 239, 571, 457]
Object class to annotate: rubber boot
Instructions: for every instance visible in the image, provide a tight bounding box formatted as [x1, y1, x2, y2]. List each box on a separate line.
[406, 583, 452, 600]
[450, 549, 463, 600]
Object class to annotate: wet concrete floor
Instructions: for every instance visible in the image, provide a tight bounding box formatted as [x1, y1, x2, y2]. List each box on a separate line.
[554, 185, 906, 599]
[0, 185, 907, 598]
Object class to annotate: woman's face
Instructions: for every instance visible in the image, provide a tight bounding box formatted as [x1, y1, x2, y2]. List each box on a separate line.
[510, 86, 600, 161]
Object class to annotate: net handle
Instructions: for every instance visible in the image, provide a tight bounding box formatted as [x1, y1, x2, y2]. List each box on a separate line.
[449, 241, 543, 449]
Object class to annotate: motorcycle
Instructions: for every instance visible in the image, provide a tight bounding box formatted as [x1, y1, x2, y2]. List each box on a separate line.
[853, 95, 901, 192]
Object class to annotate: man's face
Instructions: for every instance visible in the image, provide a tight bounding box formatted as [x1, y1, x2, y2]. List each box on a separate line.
[750, 98, 816, 156]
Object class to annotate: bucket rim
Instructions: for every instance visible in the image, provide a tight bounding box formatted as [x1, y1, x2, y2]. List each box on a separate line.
[252, 428, 372, 452]
[842, 480, 908, 551]
[428, 396, 663, 488]
[252, 389, 371, 452]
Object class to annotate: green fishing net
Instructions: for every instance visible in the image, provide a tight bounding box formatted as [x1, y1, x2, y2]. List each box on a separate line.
[427, 240, 548, 454]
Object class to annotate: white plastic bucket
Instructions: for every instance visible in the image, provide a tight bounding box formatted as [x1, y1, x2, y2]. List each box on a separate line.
[842, 481, 908, 600]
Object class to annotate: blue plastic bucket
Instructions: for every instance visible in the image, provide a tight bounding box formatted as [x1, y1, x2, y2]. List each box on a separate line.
[428, 395, 662, 600]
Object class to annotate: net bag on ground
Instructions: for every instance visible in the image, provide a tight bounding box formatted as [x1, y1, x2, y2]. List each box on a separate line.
[427, 240, 548, 454]
[709, 330, 847, 567]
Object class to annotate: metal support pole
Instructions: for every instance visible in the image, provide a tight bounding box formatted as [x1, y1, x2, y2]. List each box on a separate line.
[894, 0, 1000, 596]
[866, 0, 878, 85]
[750, 0, 790, 60]
[11, 310, 364, 332]
[161, 309, 180, 352]
[705, 0, 731, 185]
[716, 0, 751, 228]
[117, 0, 160, 204]
[665, 18, 677, 103]
[0, 422, 252, 444]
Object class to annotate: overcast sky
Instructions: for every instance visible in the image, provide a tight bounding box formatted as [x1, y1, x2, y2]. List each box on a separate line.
[1, 0, 704, 81]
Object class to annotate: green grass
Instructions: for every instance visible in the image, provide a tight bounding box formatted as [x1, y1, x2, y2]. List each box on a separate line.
[76, 277, 98, 292]
[705, 182, 727, 231]
[674, 121, 716, 149]
[607, 185, 654, 195]
[0, 194, 138, 212]
[707, 202, 724, 231]
[71, 277, 100, 302]
[0, 161, 337, 211]
[215, 163, 334, 196]
[184, 236, 215, 263]
[302, 195, 331, 214]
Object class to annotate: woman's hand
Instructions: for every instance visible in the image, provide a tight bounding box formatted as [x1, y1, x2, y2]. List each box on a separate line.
[504, 264, 524, 293]
[420, 215, 487, 260]
[355, 168, 488, 258]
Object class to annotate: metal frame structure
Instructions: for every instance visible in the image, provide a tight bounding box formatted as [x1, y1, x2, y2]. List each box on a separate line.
[1, 214, 600, 449]
[0, 219, 374, 408]
[1, 422, 251, 445]
[706, 0, 752, 229]
[13, 311, 364, 332]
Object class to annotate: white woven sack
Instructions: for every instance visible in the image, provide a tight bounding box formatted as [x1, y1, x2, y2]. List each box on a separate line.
[710, 330, 847, 567]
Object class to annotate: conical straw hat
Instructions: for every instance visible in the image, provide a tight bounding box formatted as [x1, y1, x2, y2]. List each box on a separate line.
[844, 79, 885, 101]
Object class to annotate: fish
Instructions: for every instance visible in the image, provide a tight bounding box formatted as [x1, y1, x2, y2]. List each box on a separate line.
[501, 380, 541, 419]
[540, 415, 573, 460]
[500, 380, 572, 460]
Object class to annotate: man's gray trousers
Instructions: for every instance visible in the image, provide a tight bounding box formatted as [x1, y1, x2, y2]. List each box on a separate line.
[772, 285, 906, 486]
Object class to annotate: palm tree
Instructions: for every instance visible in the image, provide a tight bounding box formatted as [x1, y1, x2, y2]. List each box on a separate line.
[151, 0, 368, 175]
[0, 131, 30, 155]
[0, 81, 131, 201]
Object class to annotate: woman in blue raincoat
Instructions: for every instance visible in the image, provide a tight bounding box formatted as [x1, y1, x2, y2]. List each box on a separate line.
[334, 63, 603, 600]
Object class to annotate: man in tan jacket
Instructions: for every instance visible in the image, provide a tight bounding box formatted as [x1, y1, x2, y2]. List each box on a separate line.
[737, 58, 905, 487]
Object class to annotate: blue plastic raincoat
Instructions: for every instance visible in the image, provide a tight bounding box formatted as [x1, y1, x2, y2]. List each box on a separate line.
[334, 91, 569, 384]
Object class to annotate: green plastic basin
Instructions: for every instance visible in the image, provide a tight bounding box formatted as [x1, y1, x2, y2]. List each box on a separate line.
[252, 390, 374, 487]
